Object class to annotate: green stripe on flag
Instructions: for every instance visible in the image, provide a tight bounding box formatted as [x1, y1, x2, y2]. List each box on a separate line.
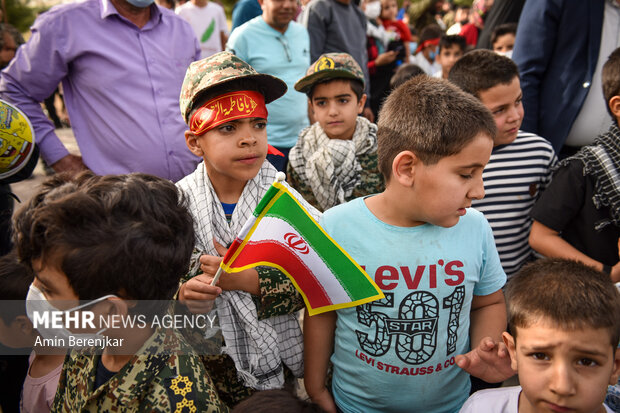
[264, 188, 378, 301]
[254, 184, 282, 217]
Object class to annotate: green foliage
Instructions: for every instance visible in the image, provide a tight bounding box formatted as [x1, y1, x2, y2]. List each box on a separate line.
[4, 0, 38, 34]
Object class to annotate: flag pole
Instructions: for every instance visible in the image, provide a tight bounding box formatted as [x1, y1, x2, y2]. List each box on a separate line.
[210, 171, 287, 287]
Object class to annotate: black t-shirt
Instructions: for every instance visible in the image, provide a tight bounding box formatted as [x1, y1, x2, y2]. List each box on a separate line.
[530, 159, 620, 266]
[95, 358, 116, 389]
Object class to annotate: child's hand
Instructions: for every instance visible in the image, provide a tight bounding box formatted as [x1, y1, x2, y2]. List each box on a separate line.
[375, 50, 398, 66]
[455, 336, 515, 383]
[179, 273, 222, 314]
[198, 239, 228, 277]
[309, 387, 337, 413]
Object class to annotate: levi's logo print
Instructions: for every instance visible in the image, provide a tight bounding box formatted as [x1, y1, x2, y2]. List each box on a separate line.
[354, 261, 466, 375]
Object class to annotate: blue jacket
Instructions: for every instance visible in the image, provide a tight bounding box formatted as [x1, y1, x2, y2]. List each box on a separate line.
[512, 0, 604, 153]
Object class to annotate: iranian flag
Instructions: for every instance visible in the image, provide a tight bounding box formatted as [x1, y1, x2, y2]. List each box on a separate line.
[219, 178, 384, 316]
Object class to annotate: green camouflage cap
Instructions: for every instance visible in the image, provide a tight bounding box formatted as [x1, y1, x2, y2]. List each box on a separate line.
[179, 51, 288, 122]
[294, 52, 365, 93]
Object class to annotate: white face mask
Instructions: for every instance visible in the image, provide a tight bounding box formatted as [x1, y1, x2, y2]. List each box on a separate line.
[364, 1, 381, 19]
[495, 50, 513, 59]
[26, 284, 115, 348]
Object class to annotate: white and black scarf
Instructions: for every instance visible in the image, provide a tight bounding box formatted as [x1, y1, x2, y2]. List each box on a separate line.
[177, 160, 319, 390]
[288, 116, 378, 211]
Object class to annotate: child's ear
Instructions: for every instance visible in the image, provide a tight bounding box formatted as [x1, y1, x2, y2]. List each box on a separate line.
[392, 150, 419, 187]
[609, 95, 620, 121]
[502, 331, 518, 372]
[357, 94, 368, 114]
[184, 130, 204, 157]
[610, 347, 620, 386]
[13, 315, 34, 336]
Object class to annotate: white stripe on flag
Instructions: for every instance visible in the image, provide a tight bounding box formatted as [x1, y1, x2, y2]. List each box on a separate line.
[251, 216, 351, 305]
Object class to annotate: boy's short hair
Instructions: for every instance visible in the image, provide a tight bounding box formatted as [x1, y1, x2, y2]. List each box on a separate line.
[602, 46, 620, 115]
[14, 172, 195, 302]
[377, 76, 496, 178]
[179, 51, 287, 123]
[295, 52, 366, 100]
[390, 63, 426, 89]
[505, 258, 620, 348]
[439, 34, 466, 53]
[415, 24, 443, 55]
[490, 23, 517, 46]
[448, 49, 519, 98]
[0, 251, 34, 324]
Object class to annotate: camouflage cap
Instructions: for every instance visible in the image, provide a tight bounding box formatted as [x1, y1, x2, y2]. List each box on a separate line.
[294, 52, 365, 94]
[179, 51, 288, 122]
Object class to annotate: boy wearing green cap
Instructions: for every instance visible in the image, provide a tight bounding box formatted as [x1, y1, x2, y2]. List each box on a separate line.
[176, 51, 320, 407]
[287, 52, 384, 212]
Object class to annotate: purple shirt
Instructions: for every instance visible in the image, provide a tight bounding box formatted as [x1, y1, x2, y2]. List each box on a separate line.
[0, 0, 201, 182]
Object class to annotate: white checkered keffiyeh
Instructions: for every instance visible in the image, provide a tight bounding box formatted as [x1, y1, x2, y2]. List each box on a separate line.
[288, 116, 378, 211]
[562, 122, 620, 231]
[176, 160, 320, 390]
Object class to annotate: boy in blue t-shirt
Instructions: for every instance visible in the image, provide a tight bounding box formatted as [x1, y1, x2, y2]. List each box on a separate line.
[304, 76, 513, 413]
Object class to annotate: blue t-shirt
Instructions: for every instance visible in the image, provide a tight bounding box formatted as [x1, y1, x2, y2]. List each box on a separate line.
[320, 197, 506, 413]
[227, 17, 310, 148]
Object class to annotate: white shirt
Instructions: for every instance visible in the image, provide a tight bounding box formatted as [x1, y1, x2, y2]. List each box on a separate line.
[176, 1, 228, 58]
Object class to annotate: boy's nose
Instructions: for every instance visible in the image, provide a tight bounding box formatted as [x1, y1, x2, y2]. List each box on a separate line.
[468, 176, 485, 200]
[549, 362, 577, 397]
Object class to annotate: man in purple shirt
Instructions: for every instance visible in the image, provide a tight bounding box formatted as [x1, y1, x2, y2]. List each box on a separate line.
[0, 0, 201, 181]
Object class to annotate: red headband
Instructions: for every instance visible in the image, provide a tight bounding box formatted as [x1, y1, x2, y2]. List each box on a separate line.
[189, 90, 268, 136]
[415, 37, 440, 55]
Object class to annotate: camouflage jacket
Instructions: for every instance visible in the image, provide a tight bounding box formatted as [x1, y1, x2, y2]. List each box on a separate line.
[287, 151, 385, 212]
[51, 328, 228, 413]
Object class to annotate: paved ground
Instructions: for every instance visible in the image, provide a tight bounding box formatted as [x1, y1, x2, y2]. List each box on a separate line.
[11, 127, 78, 211]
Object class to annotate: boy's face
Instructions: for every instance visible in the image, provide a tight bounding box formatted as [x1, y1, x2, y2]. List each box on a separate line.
[32, 258, 79, 305]
[436, 44, 463, 76]
[185, 117, 268, 186]
[310, 80, 366, 140]
[478, 76, 524, 146]
[409, 133, 492, 227]
[504, 322, 620, 413]
[493, 33, 515, 54]
[380, 0, 398, 21]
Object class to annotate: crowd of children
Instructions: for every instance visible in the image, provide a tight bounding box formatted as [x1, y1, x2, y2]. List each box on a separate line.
[1, 8, 620, 412]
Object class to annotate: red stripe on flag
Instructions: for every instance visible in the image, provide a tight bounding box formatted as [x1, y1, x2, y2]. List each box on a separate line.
[222, 238, 243, 265]
[229, 240, 333, 309]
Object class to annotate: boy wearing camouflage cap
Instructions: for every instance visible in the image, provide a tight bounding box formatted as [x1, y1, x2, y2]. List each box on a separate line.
[287, 53, 384, 212]
[175, 51, 320, 407]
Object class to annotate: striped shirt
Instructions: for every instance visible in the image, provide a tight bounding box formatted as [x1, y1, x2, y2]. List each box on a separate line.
[472, 131, 557, 278]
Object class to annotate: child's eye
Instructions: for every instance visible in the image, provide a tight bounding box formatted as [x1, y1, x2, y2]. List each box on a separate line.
[460, 174, 473, 179]
[339, 98, 350, 104]
[530, 352, 549, 361]
[577, 358, 598, 367]
[493, 108, 505, 115]
[218, 124, 235, 133]
[315, 101, 326, 107]
[255, 121, 267, 130]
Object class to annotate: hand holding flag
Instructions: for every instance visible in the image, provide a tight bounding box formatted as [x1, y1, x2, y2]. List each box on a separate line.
[212, 173, 384, 316]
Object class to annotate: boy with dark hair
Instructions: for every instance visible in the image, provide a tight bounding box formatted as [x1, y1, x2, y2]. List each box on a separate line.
[490, 23, 516, 56]
[433, 34, 466, 79]
[461, 258, 620, 411]
[176, 51, 320, 406]
[13, 172, 227, 412]
[305, 76, 513, 413]
[389, 62, 425, 89]
[449, 49, 557, 279]
[412, 24, 443, 75]
[529, 47, 620, 283]
[287, 52, 384, 212]
[0, 252, 64, 413]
